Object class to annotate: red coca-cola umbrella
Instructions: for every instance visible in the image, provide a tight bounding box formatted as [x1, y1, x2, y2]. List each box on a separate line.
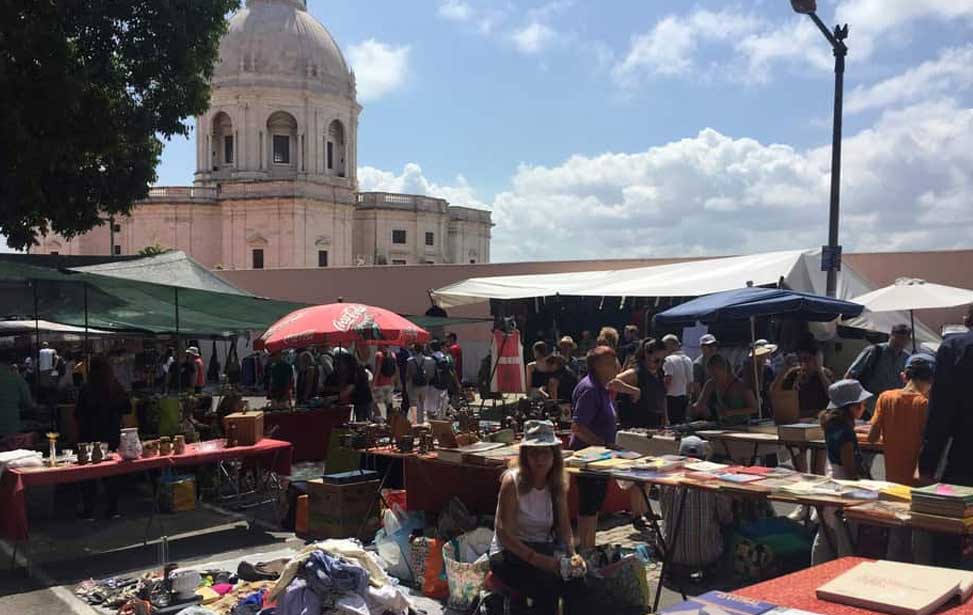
[254, 303, 430, 353]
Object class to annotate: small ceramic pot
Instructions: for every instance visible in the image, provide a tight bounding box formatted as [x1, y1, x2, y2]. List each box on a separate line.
[77, 443, 91, 465]
[159, 437, 173, 456]
[91, 442, 105, 463]
[142, 440, 159, 458]
[118, 427, 143, 461]
[173, 435, 186, 455]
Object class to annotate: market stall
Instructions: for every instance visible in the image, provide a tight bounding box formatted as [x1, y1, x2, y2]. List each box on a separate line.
[264, 405, 351, 462]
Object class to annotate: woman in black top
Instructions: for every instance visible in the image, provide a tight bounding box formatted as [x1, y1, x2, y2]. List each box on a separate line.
[546, 354, 579, 402]
[611, 338, 668, 429]
[330, 351, 373, 422]
[75, 356, 130, 519]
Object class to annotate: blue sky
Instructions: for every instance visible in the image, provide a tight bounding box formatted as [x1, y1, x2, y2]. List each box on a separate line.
[154, 0, 973, 262]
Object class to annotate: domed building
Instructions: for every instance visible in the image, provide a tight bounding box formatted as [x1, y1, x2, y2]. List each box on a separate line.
[38, 0, 491, 269]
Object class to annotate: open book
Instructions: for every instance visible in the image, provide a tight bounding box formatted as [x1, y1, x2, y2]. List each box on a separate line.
[816, 561, 973, 615]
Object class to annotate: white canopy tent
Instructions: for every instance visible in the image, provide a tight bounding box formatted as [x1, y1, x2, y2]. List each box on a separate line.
[432, 249, 940, 344]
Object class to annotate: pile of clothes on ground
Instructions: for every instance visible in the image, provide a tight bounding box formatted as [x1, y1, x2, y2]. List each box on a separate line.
[76, 539, 415, 615]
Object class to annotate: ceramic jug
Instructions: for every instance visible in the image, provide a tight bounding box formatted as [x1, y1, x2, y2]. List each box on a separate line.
[118, 428, 143, 460]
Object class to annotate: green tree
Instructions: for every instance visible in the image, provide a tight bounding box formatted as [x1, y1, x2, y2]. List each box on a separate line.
[0, 0, 239, 250]
[138, 242, 170, 257]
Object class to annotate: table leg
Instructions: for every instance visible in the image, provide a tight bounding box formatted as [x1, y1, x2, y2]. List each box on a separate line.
[357, 460, 395, 539]
[814, 505, 838, 557]
[750, 442, 760, 466]
[653, 486, 689, 612]
[143, 470, 166, 545]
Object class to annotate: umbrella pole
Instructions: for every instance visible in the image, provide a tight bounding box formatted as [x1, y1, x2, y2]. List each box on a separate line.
[910, 310, 917, 353]
[751, 316, 763, 420]
[175, 287, 181, 395]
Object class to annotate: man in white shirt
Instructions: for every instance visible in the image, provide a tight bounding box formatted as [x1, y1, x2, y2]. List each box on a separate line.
[37, 342, 57, 373]
[662, 334, 694, 425]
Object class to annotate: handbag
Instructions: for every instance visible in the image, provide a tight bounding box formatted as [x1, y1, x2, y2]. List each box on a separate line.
[587, 554, 650, 611]
[442, 528, 493, 610]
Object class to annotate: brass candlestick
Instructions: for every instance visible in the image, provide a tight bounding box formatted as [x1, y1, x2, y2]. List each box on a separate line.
[46, 432, 60, 467]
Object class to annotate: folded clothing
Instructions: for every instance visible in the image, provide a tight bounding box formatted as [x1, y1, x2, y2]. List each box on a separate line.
[303, 551, 368, 598]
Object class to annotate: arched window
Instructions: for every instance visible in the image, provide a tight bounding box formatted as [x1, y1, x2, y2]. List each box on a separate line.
[326, 120, 346, 177]
[212, 112, 234, 169]
[267, 111, 298, 166]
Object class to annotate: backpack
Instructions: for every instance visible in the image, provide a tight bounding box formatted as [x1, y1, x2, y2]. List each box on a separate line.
[411, 357, 430, 387]
[432, 354, 454, 391]
[380, 351, 397, 378]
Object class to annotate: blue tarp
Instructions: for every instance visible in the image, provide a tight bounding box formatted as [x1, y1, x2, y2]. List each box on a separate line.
[653, 287, 864, 327]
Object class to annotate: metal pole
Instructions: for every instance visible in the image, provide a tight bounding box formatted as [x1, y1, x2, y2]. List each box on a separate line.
[750, 316, 763, 419]
[175, 287, 181, 394]
[910, 310, 917, 353]
[32, 281, 40, 400]
[808, 13, 847, 298]
[83, 282, 89, 360]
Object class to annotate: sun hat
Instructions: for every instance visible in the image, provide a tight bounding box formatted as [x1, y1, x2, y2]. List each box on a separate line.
[521, 420, 560, 447]
[827, 379, 873, 409]
[750, 339, 779, 358]
[679, 435, 710, 459]
[661, 334, 680, 345]
[699, 334, 718, 346]
[186, 346, 201, 357]
[558, 336, 578, 349]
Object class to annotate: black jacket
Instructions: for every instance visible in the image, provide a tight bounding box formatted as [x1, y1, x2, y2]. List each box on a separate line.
[918, 331, 973, 484]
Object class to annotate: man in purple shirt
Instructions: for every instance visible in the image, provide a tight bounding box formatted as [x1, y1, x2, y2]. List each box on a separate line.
[570, 346, 619, 548]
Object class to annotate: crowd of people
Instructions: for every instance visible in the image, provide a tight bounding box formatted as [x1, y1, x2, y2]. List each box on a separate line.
[502, 306, 973, 587]
[261, 334, 465, 424]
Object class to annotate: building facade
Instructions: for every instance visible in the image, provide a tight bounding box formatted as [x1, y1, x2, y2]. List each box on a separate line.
[37, 0, 491, 269]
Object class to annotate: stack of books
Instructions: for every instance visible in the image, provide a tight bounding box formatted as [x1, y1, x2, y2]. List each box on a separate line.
[564, 446, 614, 468]
[909, 483, 973, 533]
[777, 422, 824, 442]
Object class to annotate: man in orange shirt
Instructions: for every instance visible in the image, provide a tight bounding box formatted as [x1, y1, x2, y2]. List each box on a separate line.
[866, 353, 935, 485]
[866, 353, 934, 562]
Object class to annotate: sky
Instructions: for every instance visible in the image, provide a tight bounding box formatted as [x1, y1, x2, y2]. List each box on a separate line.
[148, 0, 973, 263]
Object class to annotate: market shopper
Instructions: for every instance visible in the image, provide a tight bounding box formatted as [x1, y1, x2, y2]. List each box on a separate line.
[570, 346, 619, 549]
[490, 420, 583, 615]
[811, 380, 871, 564]
[691, 354, 756, 424]
[618, 325, 641, 367]
[405, 343, 438, 423]
[772, 338, 834, 420]
[845, 324, 912, 415]
[546, 353, 578, 402]
[267, 351, 295, 407]
[918, 305, 973, 568]
[557, 336, 586, 377]
[446, 332, 463, 385]
[692, 334, 719, 399]
[739, 340, 777, 418]
[372, 347, 397, 419]
[612, 338, 668, 429]
[76, 356, 131, 520]
[332, 351, 373, 422]
[186, 346, 206, 394]
[526, 341, 555, 400]
[662, 334, 694, 425]
[0, 350, 34, 440]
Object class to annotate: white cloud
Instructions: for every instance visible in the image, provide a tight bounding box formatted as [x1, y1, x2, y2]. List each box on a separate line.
[612, 9, 765, 84]
[615, 0, 973, 86]
[347, 39, 410, 102]
[362, 98, 973, 262]
[437, 0, 472, 22]
[358, 163, 489, 211]
[847, 45, 973, 113]
[512, 22, 557, 55]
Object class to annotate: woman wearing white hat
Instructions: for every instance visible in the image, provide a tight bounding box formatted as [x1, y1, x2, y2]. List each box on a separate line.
[490, 420, 585, 615]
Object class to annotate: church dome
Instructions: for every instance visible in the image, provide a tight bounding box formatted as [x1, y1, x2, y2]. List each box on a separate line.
[213, 0, 355, 98]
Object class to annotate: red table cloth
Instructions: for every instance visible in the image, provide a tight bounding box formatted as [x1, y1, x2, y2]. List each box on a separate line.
[0, 438, 292, 542]
[402, 456, 629, 517]
[735, 557, 973, 615]
[264, 406, 349, 462]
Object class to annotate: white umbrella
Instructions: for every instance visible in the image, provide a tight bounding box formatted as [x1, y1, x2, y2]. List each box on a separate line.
[852, 278, 973, 350]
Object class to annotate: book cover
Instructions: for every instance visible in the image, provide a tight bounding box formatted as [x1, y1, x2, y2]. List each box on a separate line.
[685, 461, 729, 473]
[717, 473, 766, 484]
[912, 483, 973, 501]
[659, 591, 777, 615]
[816, 561, 964, 615]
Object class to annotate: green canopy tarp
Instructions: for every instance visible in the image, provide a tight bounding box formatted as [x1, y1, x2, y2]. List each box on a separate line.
[0, 260, 304, 336]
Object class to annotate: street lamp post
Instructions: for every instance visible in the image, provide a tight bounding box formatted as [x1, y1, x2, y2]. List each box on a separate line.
[791, 0, 848, 298]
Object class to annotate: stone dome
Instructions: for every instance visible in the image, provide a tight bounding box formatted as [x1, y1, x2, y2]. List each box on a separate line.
[213, 0, 355, 98]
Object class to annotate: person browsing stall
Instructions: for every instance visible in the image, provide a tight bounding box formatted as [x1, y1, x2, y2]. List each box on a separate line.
[772, 337, 834, 419]
[662, 334, 694, 425]
[490, 420, 585, 615]
[612, 338, 668, 429]
[846, 324, 912, 415]
[445, 332, 463, 385]
[811, 380, 872, 564]
[917, 305, 973, 568]
[570, 346, 619, 549]
[692, 334, 719, 400]
[546, 353, 579, 402]
[691, 354, 756, 424]
[76, 356, 131, 520]
[739, 340, 777, 418]
[526, 341, 555, 400]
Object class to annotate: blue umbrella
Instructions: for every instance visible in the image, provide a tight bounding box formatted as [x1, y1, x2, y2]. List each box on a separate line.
[653, 287, 864, 327]
[654, 287, 863, 419]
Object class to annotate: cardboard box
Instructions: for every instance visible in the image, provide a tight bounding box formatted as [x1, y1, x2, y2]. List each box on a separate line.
[160, 477, 196, 513]
[306, 478, 380, 539]
[223, 411, 265, 446]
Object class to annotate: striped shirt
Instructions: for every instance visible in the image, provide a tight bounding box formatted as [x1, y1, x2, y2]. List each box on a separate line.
[659, 486, 733, 568]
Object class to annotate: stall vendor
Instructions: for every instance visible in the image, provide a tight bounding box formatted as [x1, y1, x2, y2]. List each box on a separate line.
[490, 420, 584, 615]
[691, 354, 756, 424]
[570, 345, 618, 548]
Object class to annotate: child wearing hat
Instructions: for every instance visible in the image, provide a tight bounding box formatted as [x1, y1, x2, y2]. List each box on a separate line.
[810, 379, 872, 564]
